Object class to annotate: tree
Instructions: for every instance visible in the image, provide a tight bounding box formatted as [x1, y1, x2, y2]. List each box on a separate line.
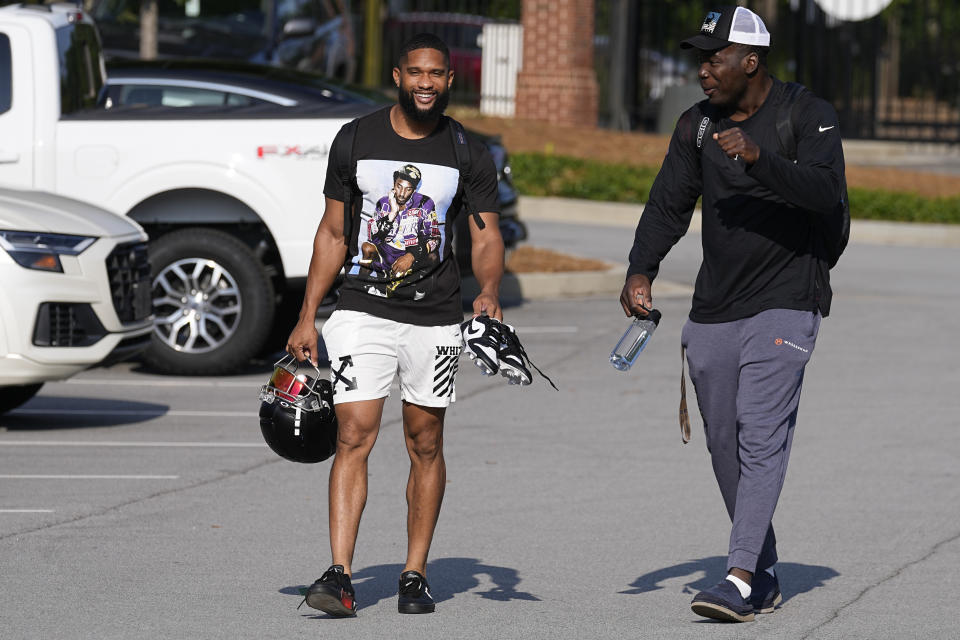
[140, 0, 158, 60]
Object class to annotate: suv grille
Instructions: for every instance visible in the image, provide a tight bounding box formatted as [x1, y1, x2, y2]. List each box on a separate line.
[33, 303, 106, 347]
[106, 241, 151, 322]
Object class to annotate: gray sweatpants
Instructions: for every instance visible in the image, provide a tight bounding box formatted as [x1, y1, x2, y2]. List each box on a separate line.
[681, 308, 821, 574]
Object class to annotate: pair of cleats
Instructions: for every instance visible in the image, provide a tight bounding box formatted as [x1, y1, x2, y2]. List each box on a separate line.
[690, 570, 783, 623]
[301, 565, 435, 616]
[460, 314, 557, 390]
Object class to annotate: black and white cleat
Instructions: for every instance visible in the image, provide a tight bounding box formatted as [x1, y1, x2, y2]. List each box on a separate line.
[460, 314, 502, 376]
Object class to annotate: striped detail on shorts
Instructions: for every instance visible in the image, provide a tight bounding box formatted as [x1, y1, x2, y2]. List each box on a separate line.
[433, 354, 459, 398]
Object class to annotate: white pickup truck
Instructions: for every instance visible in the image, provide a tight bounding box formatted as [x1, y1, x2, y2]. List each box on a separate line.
[0, 3, 403, 374]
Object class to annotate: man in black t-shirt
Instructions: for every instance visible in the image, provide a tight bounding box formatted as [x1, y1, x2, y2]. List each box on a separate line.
[620, 6, 845, 623]
[286, 33, 504, 617]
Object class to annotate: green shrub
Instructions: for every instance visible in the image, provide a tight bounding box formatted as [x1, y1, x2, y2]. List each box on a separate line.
[510, 153, 658, 204]
[511, 153, 960, 224]
[848, 188, 960, 224]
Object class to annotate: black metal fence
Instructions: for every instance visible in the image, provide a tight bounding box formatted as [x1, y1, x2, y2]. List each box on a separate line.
[785, 0, 960, 142]
[599, 0, 960, 142]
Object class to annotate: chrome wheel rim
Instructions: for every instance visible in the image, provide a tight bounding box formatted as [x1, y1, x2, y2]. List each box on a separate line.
[152, 258, 242, 354]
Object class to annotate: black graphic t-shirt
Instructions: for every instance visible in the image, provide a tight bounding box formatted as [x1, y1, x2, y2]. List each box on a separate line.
[324, 107, 500, 326]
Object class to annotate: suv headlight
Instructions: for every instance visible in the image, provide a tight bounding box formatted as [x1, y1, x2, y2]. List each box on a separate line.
[0, 231, 97, 272]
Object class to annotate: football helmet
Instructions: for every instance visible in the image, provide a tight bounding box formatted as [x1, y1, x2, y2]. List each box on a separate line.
[258, 355, 337, 463]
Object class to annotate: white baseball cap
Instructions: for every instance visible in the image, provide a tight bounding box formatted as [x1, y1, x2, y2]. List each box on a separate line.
[681, 6, 771, 50]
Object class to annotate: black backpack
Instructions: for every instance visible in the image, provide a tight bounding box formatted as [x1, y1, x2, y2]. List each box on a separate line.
[334, 112, 484, 256]
[693, 82, 850, 267]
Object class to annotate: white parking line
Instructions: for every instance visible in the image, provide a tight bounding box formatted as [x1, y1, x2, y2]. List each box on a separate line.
[0, 441, 265, 448]
[10, 409, 251, 417]
[0, 475, 179, 480]
[0, 509, 54, 513]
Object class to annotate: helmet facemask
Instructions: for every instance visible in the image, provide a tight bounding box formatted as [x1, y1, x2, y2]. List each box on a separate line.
[259, 355, 330, 414]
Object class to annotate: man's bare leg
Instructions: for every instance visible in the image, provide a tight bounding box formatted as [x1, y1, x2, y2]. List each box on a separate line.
[328, 397, 386, 576]
[401, 401, 446, 575]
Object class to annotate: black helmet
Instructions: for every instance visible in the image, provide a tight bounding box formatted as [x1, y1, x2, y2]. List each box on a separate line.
[258, 356, 337, 463]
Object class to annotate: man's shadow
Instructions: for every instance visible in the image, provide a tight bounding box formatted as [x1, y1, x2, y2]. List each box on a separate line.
[283, 557, 540, 616]
[620, 555, 839, 605]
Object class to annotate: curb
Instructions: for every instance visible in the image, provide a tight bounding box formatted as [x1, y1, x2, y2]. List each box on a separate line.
[518, 196, 960, 248]
[462, 266, 693, 303]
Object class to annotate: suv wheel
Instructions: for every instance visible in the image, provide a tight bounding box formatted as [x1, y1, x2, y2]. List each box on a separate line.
[145, 229, 275, 374]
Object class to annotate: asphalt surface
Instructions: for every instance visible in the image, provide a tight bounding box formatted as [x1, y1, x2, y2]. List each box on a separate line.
[1, 222, 958, 639]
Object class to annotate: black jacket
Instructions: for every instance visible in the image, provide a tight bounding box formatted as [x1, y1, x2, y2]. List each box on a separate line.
[628, 78, 846, 321]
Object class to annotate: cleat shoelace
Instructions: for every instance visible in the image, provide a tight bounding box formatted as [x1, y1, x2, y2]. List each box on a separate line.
[499, 326, 558, 391]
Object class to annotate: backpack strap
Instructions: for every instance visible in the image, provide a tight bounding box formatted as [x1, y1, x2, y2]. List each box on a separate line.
[447, 117, 485, 230]
[693, 101, 717, 154]
[775, 81, 809, 161]
[336, 118, 361, 254]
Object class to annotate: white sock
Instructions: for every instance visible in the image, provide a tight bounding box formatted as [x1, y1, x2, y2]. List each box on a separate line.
[726, 574, 752, 599]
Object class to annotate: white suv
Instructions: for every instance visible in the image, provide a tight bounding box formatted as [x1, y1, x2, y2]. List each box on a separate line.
[0, 188, 153, 414]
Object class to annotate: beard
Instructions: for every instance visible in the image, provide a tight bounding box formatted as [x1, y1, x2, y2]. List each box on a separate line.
[398, 85, 450, 122]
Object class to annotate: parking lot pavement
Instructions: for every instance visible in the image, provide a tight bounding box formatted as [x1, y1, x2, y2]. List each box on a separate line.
[1, 235, 958, 639]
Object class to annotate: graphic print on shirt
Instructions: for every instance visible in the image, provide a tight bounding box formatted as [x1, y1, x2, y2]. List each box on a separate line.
[351, 159, 459, 300]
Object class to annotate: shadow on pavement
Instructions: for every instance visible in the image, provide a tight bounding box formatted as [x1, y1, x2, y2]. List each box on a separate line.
[620, 556, 839, 605]
[282, 556, 541, 612]
[0, 396, 169, 429]
[461, 273, 528, 309]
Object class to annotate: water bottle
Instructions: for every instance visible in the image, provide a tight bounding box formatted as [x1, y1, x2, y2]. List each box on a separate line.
[610, 309, 662, 371]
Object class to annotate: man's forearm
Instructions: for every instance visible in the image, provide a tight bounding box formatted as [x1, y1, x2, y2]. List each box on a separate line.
[299, 227, 347, 322]
[747, 150, 842, 214]
[470, 230, 504, 296]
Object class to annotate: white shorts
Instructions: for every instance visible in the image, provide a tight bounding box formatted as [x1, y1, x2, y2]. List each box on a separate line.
[320, 310, 462, 407]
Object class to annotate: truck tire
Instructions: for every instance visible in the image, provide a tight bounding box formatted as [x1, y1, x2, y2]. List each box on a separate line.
[145, 228, 275, 375]
[0, 383, 43, 415]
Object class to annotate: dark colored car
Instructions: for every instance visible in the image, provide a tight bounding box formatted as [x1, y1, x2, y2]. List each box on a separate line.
[101, 58, 526, 268]
[92, 0, 359, 80]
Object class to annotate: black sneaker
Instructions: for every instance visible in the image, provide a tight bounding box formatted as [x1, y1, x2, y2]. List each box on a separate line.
[749, 570, 782, 614]
[397, 570, 435, 614]
[460, 314, 502, 376]
[690, 579, 755, 622]
[303, 565, 357, 617]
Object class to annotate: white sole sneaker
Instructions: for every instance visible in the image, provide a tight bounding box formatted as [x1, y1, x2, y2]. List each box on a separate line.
[460, 316, 501, 375]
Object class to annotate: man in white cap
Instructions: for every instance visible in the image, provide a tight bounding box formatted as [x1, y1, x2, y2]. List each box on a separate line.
[620, 5, 847, 623]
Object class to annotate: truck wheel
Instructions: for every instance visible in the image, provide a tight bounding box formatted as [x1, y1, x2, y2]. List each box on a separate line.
[0, 383, 43, 415]
[145, 229, 275, 374]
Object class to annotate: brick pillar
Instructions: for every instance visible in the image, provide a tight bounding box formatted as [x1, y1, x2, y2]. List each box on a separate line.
[515, 0, 598, 127]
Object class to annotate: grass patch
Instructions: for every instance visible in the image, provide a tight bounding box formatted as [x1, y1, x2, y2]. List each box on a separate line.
[511, 152, 960, 224]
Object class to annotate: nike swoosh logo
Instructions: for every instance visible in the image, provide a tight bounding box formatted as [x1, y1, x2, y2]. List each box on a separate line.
[818, 125, 835, 132]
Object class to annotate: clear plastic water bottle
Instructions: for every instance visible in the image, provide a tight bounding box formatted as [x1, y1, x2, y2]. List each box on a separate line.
[610, 309, 662, 371]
